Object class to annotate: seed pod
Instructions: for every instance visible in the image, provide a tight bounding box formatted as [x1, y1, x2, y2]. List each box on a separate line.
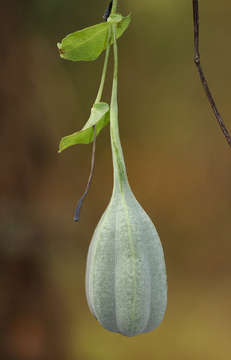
[86, 20, 167, 337]
[85, 181, 167, 337]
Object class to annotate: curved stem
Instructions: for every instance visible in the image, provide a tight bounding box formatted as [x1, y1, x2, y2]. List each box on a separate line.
[110, 23, 128, 191]
[74, 125, 97, 221]
[95, 27, 111, 103]
[192, 0, 231, 148]
[74, 23, 112, 221]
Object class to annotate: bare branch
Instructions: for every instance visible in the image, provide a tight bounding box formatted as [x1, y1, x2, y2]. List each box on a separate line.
[192, 0, 231, 148]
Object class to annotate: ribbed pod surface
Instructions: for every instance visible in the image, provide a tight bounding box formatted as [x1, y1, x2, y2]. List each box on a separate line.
[86, 182, 167, 337]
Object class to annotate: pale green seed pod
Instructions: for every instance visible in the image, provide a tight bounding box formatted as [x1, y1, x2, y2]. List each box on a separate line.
[86, 21, 167, 337]
[85, 180, 167, 337]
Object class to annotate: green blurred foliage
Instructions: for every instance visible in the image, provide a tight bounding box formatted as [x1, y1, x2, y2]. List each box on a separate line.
[1, 0, 231, 359]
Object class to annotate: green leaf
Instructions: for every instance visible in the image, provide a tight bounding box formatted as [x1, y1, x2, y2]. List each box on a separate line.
[58, 102, 110, 152]
[58, 22, 109, 62]
[113, 14, 131, 44]
[57, 14, 131, 62]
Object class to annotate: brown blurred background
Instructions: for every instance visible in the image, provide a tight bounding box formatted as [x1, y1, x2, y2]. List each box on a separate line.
[1, 0, 231, 359]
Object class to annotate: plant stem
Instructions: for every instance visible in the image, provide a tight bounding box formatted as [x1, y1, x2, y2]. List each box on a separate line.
[74, 19, 113, 221]
[110, 23, 128, 191]
[95, 28, 111, 103]
[111, 0, 118, 15]
[74, 125, 97, 221]
[192, 0, 231, 148]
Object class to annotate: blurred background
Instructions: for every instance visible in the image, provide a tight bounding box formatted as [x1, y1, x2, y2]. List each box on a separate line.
[1, 0, 231, 359]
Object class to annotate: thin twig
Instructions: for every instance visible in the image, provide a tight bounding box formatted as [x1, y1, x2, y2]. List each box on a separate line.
[74, 125, 97, 221]
[192, 0, 231, 147]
